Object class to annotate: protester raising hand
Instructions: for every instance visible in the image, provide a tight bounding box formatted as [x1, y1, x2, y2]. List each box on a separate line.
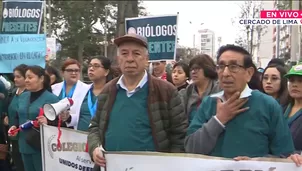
[215, 92, 249, 125]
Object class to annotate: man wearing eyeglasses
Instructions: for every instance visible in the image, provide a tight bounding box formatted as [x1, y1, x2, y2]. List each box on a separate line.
[88, 33, 187, 169]
[185, 44, 302, 166]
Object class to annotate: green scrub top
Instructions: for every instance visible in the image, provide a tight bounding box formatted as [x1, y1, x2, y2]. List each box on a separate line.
[8, 90, 26, 140]
[77, 91, 98, 132]
[0, 81, 7, 136]
[284, 103, 302, 125]
[18, 91, 59, 154]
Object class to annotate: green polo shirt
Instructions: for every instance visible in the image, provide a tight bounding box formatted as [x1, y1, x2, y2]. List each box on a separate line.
[104, 83, 155, 151]
[187, 90, 294, 158]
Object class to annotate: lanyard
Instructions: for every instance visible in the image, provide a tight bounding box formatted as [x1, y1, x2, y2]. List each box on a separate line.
[61, 81, 77, 99]
[87, 87, 98, 118]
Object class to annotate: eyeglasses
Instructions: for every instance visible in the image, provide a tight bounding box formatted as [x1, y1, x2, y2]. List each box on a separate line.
[216, 64, 245, 73]
[64, 69, 80, 73]
[88, 64, 103, 70]
[190, 66, 202, 72]
[262, 76, 280, 82]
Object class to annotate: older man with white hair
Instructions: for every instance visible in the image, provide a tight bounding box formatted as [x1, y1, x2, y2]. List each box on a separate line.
[88, 33, 187, 169]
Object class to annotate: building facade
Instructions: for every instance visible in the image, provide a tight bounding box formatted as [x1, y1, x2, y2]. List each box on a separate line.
[254, 1, 275, 67]
[199, 29, 216, 60]
[272, 0, 302, 61]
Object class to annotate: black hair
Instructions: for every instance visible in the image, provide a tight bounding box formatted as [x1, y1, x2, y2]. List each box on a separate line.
[88, 56, 113, 82]
[189, 54, 218, 80]
[45, 65, 62, 85]
[248, 63, 261, 90]
[173, 61, 190, 79]
[26, 65, 51, 92]
[217, 44, 254, 68]
[268, 58, 285, 67]
[13, 64, 28, 78]
[260, 64, 288, 106]
[217, 44, 259, 89]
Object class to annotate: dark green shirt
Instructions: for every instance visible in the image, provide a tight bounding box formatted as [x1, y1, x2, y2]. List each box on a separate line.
[8, 91, 26, 127]
[7, 90, 26, 140]
[78, 91, 98, 132]
[187, 90, 294, 158]
[105, 84, 155, 151]
[0, 81, 7, 117]
[18, 91, 59, 154]
[0, 81, 7, 143]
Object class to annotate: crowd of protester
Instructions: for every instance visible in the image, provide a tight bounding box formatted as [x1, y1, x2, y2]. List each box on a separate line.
[1, 33, 302, 171]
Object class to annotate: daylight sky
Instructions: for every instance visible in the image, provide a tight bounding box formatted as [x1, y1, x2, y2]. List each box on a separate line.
[143, 1, 244, 51]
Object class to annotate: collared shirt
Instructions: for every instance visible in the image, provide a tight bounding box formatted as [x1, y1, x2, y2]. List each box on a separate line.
[117, 70, 148, 97]
[210, 85, 253, 128]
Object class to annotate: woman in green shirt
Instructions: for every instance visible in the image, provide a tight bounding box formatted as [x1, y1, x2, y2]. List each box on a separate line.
[77, 56, 112, 131]
[8, 66, 63, 171]
[7, 64, 28, 171]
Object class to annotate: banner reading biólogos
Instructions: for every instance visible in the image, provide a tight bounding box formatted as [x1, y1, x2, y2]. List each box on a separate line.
[41, 125, 94, 171]
[1, 1, 43, 34]
[0, 34, 46, 73]
[125, 15, 178, 61]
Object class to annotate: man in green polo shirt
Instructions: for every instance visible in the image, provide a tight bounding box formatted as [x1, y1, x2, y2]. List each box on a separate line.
[88, 33, 187, 168]
[185, 44, 302, 166]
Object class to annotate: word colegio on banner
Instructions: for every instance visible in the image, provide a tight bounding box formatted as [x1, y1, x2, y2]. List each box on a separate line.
[42, 125, 95, 171]
[134, 24, 177, 37]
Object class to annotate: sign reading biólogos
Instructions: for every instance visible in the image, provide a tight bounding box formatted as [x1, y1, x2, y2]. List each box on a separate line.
[1, 1, 43, 34]
[105, 152, 301, 171]
[41, 125, 94, 171]
[125, 15, 178, 61]
[0, 34, 46, 73]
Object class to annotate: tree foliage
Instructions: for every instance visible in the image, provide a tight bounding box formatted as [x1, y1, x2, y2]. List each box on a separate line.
[48, 0, 146, 68]
[176, 47, 196, 64]
[233, 1, 267, 56]
[277, 0, 292, 10]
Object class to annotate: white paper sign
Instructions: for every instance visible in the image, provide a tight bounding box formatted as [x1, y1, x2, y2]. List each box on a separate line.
[46, 38, 56, 60]
[105, 152, 302, 171]
[41, 125, 94, 171]
[41, 124, 301, 171]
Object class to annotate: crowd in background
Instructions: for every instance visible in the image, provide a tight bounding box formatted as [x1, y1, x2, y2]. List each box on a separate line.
[0, 34, 302, 171]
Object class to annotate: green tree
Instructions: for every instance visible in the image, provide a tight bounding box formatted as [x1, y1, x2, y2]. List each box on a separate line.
[48, 0, 145, 67]
[176, 47, 195, 64]
[50, 1, 109, 64]
[233, 1, 267, 56]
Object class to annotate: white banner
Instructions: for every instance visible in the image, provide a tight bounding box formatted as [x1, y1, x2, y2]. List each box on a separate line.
[41, 125, 94, 171]
[41, 125, 301, 171]
[46, 38, 56, 61]
[105, 152, 302, 171]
